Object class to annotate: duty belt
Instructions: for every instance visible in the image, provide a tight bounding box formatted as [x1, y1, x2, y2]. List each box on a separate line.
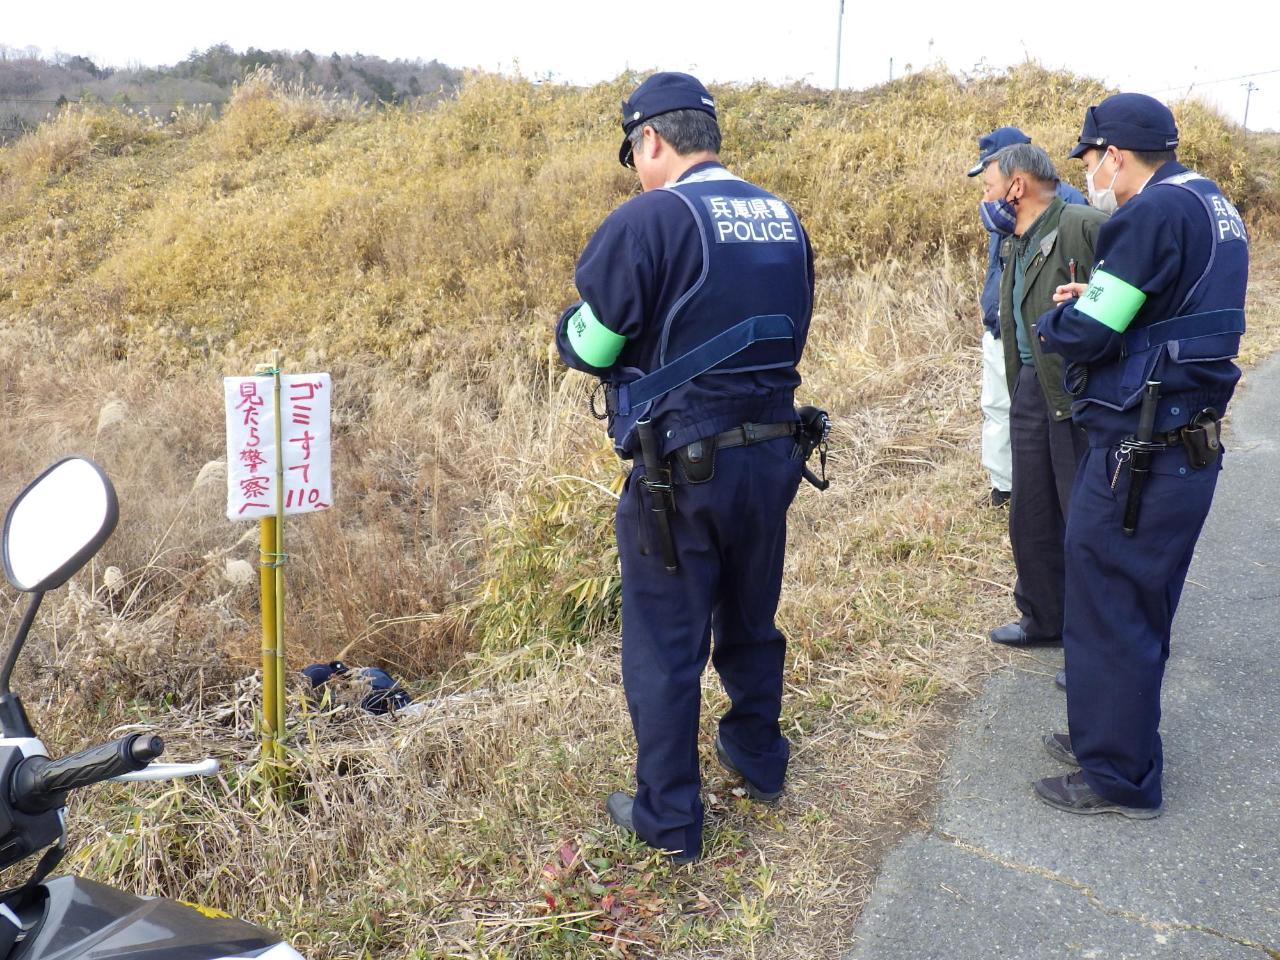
[640, 417, 830, 573]
[672, 421, 797, 487]
[1118, 417, 1223, 453]
[682, 415, 830, 490]
[711, 421, 796, 448]
[1149, 429, 1194, 447]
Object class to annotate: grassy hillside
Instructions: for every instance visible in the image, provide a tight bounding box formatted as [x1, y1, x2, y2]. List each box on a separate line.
[0, 65, 1277, 959]
[3, 66, 1276, 362]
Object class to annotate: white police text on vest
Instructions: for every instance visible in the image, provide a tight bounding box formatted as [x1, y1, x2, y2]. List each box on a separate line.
[703, 196, 799, 244]
[1210, 194, 1247, 242]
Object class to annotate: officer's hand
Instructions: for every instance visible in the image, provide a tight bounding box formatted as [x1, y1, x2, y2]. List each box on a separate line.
[1053, 282, 1087, 303]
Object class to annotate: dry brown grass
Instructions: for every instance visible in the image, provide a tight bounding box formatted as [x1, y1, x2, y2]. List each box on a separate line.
[0, 66, 1276, 959]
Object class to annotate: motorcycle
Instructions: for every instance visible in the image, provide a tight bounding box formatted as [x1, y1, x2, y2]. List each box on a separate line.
[0, 456, 304, 958]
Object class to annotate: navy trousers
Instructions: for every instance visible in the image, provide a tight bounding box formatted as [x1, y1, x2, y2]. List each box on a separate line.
[1062, 442, 1221, 808]
[615, 435, 802, 859]
[1009, 364, 1088, 641]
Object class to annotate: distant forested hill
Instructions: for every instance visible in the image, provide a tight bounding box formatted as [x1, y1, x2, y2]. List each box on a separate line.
[0, 44, 461, 139]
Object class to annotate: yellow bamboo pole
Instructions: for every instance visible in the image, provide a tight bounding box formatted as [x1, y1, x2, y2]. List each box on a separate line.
[258, 515, 281, 765]
[270, 353, 287, 758]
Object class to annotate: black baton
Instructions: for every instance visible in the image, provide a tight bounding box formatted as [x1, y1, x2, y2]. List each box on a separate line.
[1123, 380, 1161, 537]
[636, 418, 678, 573]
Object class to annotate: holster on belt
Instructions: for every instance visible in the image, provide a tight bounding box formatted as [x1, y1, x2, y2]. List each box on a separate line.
[794, 405, 831, 491]
[635, 417, 678, 574]
[1181, 408, 1222, 469]
[674, 436, 717, 484]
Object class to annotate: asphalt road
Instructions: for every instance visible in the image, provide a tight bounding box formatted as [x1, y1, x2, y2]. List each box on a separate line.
[845, 356, 1280, 960]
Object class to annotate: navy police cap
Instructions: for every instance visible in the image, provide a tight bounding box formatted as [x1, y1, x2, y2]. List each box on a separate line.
[301, 660, 349, 687]
[1068, 93, 1179, 160]
[966, 126, 1032, 177]
[619, 72, 717, 167]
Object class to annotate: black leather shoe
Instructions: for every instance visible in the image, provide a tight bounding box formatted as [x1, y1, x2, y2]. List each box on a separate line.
[990, 487, 1011, 508]
[1042, 733, 1076, 765]
[1054, 669, 1067, 692]
[1034, 770, 1162, 819]
[605, 792, 698, 864]
[988, 622, 1061, 647]
[606, 791, 636, 831]
[715, 735, 782, 803]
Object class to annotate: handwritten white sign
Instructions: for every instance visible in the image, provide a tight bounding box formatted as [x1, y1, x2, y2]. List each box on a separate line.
[224, 374, 332, 521]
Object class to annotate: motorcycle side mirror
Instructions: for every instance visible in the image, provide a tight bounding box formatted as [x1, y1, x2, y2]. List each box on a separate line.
[4, 457, 118, 594]
[0, 457, 118, 736]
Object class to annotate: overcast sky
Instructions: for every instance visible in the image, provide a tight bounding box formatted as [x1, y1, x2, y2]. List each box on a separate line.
[5, 0, 1278, 131]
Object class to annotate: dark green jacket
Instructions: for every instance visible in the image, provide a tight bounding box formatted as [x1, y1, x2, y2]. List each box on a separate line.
[998, 197, 1108, 420]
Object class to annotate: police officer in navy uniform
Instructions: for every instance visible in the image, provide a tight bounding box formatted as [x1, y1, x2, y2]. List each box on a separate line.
[554, 72, 815, 862]
[1034, 93, 1248, 817]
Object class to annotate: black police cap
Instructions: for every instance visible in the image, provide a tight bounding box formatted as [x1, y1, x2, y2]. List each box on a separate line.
[618, 72, 718, 167]
[1068, 93, 1179, 160]
[966, 126, 1032, 177]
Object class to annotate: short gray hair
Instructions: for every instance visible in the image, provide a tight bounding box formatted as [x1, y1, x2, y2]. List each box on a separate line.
[991, 143, 1059, 185]
[628, 108, 722, 157]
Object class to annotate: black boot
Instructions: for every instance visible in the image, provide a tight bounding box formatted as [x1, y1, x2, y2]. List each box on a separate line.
[605, 792, 699, 864]
[714, 735, 782, 803]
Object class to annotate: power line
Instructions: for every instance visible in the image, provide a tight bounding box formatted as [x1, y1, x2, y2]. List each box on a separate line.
[1148, 66, 1280, 95]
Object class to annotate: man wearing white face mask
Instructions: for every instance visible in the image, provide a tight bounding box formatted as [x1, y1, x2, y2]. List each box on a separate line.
[1035, 93, 1249, 819]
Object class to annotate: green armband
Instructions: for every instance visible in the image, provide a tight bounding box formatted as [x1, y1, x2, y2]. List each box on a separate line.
[565, 301, 626, 368]
[1075, 269, 1147, 333]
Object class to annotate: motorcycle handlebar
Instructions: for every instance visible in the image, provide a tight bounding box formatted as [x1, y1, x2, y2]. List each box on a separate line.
[11, 733, 164, 814]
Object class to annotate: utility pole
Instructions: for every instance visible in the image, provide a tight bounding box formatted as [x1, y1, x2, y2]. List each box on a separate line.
[835, 0, 846, 90]
[1243, 81, 1259, 130]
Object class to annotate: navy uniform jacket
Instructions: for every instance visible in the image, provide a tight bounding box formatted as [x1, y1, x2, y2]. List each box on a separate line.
[981, 181, 1087, 336]
[556, 161, 815, 457]
[1039, 162, 1248, 443]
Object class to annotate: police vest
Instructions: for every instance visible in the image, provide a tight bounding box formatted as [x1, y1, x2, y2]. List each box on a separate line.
[606, 168, 811, 454]
[1070, 173, 1247, 436]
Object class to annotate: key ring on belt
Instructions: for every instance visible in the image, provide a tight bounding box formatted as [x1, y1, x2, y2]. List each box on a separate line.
[1110, 446, 1131, 491]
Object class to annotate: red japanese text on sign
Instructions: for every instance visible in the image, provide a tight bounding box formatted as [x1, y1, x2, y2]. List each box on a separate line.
[224, 374, 332, 521]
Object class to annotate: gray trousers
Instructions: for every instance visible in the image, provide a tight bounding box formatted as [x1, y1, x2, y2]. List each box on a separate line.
[1010, 363, 1088, 641]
